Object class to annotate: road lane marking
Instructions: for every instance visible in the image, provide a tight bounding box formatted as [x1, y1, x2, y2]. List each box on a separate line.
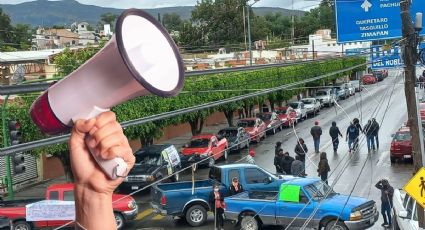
[136, 208, 153, 220]
[152, 214, 164, 220]
[284, 128, 299, 136]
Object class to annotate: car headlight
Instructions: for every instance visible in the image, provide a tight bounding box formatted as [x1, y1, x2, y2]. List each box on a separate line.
[350, 210, 362, 221]
[128, 199, 137, 209]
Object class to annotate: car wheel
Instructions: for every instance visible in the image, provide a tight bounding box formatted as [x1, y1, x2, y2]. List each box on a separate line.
[325, 220, 348, 230]
[13, 221, 32, 230]
[114, 212, 125, 230]
[240, 215, 260, 230]
[208, 157, 215, 167]
[185, 205, 207, 227]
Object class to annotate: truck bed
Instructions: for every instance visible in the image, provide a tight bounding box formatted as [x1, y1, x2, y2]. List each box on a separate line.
[155, 180, 214, 192]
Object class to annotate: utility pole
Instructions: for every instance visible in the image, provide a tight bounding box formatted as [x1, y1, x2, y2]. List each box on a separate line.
[400, 0, 424, 227]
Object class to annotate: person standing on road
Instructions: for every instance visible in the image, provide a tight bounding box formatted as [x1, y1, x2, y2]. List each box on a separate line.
[364, 120, 375, 152]
[346, 119, 362, 153]
[353, 118, 363, 151]
[310, 121, 322, 153]
[372, 118, 380, 149]
[329, 121, 343, 154]
[280, 152, 295, 175]
[295, 138, 308, 163]
[275, 141, 282, 156]
[291, 155, 305, 177]
[229, 177, 244, 196]
[209, 184, 225, 230]
[375, 179, 394, 228]
[274, 149, 284, 174]
[317, 152, 330, 185]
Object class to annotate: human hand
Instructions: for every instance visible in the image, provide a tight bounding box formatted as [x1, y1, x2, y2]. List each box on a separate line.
[69, 111, 135, 195]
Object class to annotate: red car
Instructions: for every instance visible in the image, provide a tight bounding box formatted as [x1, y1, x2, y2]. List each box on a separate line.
[363, 74, 377, 85]
[181, 134, 229, 167]
[275, 106, 297, 127]
[390, 126, 412, 163]
[237, 118, 267, 142]
[257, 112, 284, 135]
[0, 183, 137, 230]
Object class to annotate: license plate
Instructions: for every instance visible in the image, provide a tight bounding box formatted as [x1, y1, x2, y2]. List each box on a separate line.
[404, 155, 412, 159]
[131, 186, 139, 190]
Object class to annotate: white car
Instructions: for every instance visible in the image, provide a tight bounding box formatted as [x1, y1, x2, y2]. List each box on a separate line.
[315, 89, 336, 107]
[342, 82, 356, 96]
[393, 189, 420, 230]
[288, 101, 307, 121]
[301, 98, 321, 116]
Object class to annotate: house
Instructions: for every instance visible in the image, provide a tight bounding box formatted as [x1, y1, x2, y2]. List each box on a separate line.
[33, 27, 79, 49]
[77, 22, 96, 46]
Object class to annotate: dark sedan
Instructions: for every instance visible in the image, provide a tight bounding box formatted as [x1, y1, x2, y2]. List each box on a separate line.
[217, 127, 250, 152]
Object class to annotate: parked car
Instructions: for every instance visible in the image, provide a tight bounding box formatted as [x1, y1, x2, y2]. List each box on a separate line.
[275, 106, 297, 127]
[363, 74, 377, 85]
[0, 217, 10, 230]
[342, 82, 356, 96]
[393, 189, 420, 230]
[301, 98, 321, 116]
[224, 178, 379, 230]
[314, 88, 336, 107]
[237, 118, 267, 143]
[372, 70, 385, 81]
[181, 134, 229, 167]
[419, 103, 425, 127]
[288, 101, 307, 121]
[390, 126, 412, 163]
[350, 80, 363, 92]
[119, 144, 181, 192]
[0, 183, 137, 230]
[217, 127, 250, 152]
[150, 164, 292, 227]
[257, 112, 284, 135]
[334, 85, 350, 100]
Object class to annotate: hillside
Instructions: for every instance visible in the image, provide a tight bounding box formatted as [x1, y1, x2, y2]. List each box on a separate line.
[0, 0, 305, 27]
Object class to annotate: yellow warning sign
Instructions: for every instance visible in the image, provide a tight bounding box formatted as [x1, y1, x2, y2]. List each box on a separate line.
[404, 167, 425, 209]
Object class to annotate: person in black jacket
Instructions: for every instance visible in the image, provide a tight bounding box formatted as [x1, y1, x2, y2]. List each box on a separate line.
[329, 121, 343, 154]
[310, 121, 322, 153]
[364, 120, 375, 152]
[375, 179, 394, 228]
[280, 152, 294, 175]
[274, 149, 284, 174]
[209, 184, 225, 230]
[294, 138, 307, 163]
[229, 177, 244, 196]
[372, 118, 380, 149]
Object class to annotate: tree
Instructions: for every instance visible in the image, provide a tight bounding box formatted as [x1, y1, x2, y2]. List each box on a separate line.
[162, 13, 183, 32]
[99, 13, 118, 31]
[0, 8, 14, 51]
[12, 24, 32, 50]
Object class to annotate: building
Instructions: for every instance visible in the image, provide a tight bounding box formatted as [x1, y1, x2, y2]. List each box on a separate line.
[77, 22, 96, 46]
[33, 27, 79, 49]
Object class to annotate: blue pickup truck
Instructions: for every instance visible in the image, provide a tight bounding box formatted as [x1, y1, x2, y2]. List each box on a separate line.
[150, 164, 293, 227]
[224, 178, 379, 230]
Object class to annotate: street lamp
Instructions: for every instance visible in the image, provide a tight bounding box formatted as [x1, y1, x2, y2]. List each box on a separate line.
[247, 0, 260, 66]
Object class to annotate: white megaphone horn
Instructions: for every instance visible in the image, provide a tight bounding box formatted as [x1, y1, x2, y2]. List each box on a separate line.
[30, 9, 185, 179]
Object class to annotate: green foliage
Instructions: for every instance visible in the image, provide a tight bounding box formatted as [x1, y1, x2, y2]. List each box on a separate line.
[98, 12, 118, 31]
[0, 9, 33, 51]
[162, 13, 183, 32]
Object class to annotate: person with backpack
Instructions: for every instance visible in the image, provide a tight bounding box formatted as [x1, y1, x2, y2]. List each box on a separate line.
[329, 121, 343, 154]
[310, 121, 322, 153]
[291, 155, 305, 177]
[294, 138, 308, 163]
[346, 121, 360, 153]
[364, 120, 375, 152]
[317, 152, 330, 184]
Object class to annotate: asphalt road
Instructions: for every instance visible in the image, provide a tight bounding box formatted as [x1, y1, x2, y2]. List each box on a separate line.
[124, 68, 417, 230]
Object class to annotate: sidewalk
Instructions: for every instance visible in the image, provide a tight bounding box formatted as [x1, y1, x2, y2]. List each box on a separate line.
[13, 119, 233, 199]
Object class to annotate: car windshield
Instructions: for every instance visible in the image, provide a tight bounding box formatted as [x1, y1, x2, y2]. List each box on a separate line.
[136, 154, 161, 166]
[238, 120, 255, 127]
[302, 99, 313, 104]
[304, 181, 336, 201]
[188, 138, 210, 148]
[259, 114, 272, 121]
[316, 91, 327, 96]
[289, 103, 299, 109]
[394, 132, 411, 141]
[218, 129, 238, 138]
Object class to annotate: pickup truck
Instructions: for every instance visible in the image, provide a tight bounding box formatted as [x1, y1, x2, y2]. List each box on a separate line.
[0, 183, 138, 230]
[224, 178, 379, 230]
[181, 134, 228, 167]
[150, 164, 293, 227]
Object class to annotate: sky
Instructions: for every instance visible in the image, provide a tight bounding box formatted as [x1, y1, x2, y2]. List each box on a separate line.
[0, 0, 321, 10]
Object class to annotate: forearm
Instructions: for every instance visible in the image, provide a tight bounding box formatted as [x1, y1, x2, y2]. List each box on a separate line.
[75, 185, 116, 230]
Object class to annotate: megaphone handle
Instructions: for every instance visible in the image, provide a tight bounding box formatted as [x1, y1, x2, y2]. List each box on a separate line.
[72, 106, 128, 180]
[85, 137, 128, 180]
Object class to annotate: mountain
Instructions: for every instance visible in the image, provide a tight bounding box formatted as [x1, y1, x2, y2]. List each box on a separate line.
[0, 0, 305, 27]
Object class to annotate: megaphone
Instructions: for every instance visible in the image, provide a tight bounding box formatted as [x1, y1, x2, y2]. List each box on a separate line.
[30, 9, 184, 179]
